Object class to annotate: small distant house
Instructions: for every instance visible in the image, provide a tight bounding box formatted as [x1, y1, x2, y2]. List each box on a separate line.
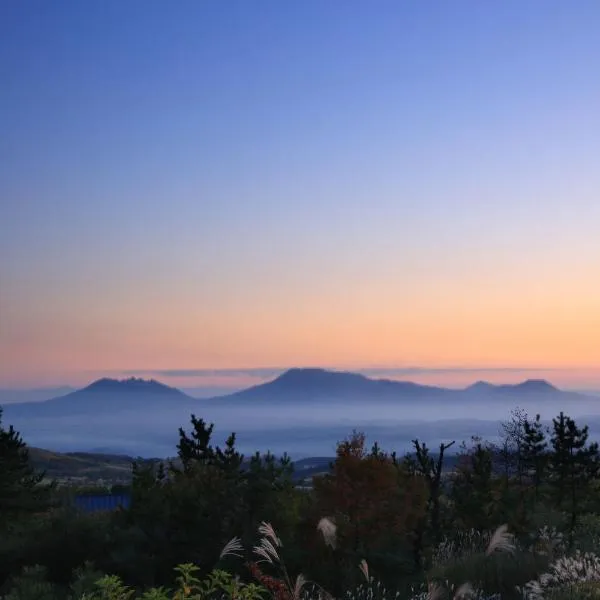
[73, 493, 131, 513]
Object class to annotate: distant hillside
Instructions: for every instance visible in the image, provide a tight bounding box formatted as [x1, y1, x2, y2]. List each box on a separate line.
[465, 379, 560, 395]
[3, 377, 195, 418]
[28, 447, 468, 487]
[2, 370, 589, 460]
[224, 367, 450, 401]
[0, 386, 75, 405]
[2, 372, 580, 417]
[84, 377, 186, 396]
[29, 447, 139, 485]
[28, 447, 334, 485]
[220, 367, 574, 403]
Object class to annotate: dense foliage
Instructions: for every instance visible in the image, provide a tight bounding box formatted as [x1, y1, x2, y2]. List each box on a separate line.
[3, 406, 600, 600]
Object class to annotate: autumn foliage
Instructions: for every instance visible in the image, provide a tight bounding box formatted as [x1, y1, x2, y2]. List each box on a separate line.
[313, 432, 428, 557]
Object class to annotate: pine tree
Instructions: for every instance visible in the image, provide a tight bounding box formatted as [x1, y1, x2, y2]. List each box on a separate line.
[175, 415, 243, 474]
[522, 413, 548, 505]
[370, 441, 385, 459]
[549, 412, 600, 534]
[215, 433, 243, 473]
[0, 408, 53, 528]
[175, 415, 216, 472]
[450, 437, 493, 530]
[244, 451, 296, 542]
[549, 412, 570, 508]
[407, 438, 455, 564]
[171, 415, 246, 560]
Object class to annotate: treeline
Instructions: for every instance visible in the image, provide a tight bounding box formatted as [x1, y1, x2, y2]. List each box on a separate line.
[2, 406, 600, 599]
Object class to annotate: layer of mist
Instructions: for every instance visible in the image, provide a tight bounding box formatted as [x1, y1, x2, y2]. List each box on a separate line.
[4, 388, 600, 459]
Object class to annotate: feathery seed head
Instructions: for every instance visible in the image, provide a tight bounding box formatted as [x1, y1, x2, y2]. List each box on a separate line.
[219, 537, 244, 560]
[486, 524, 515, 556]
[293, 574, 307, 600]
[258, 521, 283, 547]
[358, 559, 369, 583]
[427, 582, 444, 600]
[453, 582, 474, 599]
[317, 517, 337, 549]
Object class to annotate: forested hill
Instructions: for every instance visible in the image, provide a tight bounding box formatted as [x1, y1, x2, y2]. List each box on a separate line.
[29, 448, 145, 485]
[29, 447, 337, 485]
[29, 447, 467, 486]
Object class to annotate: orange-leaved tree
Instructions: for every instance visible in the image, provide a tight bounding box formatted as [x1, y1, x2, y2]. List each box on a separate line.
[313, 431, 427, 562]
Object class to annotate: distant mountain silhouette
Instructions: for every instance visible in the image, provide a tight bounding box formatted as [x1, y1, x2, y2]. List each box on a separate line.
[0, 386, 76, 405]
[465, 379, 559, 395]
[511, 379, 560, 393]
[226, 368, 457, 401]
[2, 369, 593, 458]
[2, 377, 193, 418]
[222, 368, 572, 403]
[1, 371, 581, 421]
[466, 381, 496, 393]
[83, 377, 185, 396]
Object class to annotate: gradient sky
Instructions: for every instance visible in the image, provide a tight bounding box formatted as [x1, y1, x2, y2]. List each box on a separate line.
[1, 1, 600, 388]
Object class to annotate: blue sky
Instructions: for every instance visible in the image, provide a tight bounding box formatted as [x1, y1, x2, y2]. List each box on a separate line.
[1, 1, 600, 387]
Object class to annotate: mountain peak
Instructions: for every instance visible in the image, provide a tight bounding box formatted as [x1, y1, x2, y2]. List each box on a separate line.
[83, 377, 183, 395]
[514, 379, 559, 393]
[465, 378, 560, 395]
[466, 380, 496, 391]
[227, 367, 446, 400]
[276, 367, 326, 381]
[273, 368, 368, 388]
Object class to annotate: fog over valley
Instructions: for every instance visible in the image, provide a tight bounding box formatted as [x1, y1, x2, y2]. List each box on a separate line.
[3, 369, 600, 459]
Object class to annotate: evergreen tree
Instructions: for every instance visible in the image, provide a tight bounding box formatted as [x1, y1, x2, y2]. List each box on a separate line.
[522, 413, 548, 505]
[549, 412, 570, 508]
[450, 437, 493, 530]
[244, 451, 296, 543]
[175, 415, 216, 472]
[170, 415, 246, 567]
[0, 408, 53, 529]
[406, 438, 455, 566]
[175, 415, 243, 474]
[549, 412, 600, 534]
[215, 433, 244, 474]
[370, 441, 385, 459]
[407, 439, 455, 542]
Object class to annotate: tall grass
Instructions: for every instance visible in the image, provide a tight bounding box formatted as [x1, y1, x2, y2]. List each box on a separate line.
[4, 521, 600, 600]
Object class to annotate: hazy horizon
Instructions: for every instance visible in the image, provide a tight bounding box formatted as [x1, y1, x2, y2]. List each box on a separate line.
[3, 366, 600, 458]
[5, 384, 600, 459]
[2, 366, 600, 399]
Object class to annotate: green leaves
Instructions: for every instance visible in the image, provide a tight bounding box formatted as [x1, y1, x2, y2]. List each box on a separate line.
[171, 565, 265, 600]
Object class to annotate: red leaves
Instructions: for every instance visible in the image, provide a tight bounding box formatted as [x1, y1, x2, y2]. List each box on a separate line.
[247, 561, 291, 600]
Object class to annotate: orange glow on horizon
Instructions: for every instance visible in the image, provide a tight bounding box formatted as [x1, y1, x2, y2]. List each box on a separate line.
[2, 256, 599, 388]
